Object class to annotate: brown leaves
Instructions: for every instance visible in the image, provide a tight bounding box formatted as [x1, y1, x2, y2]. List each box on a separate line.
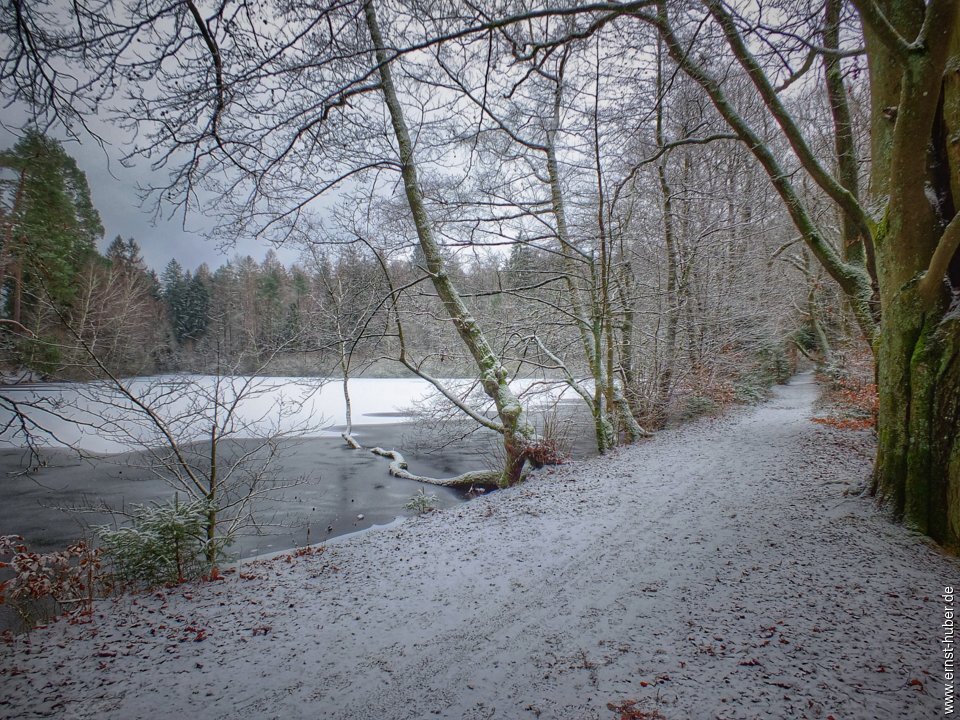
[606, 700, 666, 720]
[292, 546, 325, 558]
[0, 537, 103, 625]
[812, 416, 875, 430]
[813, 360, 878, 430]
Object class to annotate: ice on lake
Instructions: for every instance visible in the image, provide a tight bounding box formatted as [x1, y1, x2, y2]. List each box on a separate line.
[0, 375, 584, 455]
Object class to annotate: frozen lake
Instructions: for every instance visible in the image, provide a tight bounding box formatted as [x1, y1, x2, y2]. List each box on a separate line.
[0, 375, 584, 454]
[0, 375, 594, 558]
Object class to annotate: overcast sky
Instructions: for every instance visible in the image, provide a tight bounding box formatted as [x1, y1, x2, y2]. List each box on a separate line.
[0, 120, 300, 273]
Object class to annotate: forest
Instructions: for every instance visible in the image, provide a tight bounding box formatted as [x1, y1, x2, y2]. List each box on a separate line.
[0, 1, 958, 538]
[1, 1, 959, 718]
[0, 0, 960, 528]
[1, 128, 799, 381]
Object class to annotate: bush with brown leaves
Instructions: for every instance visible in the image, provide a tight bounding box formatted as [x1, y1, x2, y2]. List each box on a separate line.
[0, 535, 102, 628]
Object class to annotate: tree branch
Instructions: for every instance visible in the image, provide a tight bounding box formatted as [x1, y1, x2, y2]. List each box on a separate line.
[704, 0, 875, 254]
[850, 0, 912, 63]
[370, 447, 500, 488]
[645, 1, 877, 338]
[919, 214, 960, 307]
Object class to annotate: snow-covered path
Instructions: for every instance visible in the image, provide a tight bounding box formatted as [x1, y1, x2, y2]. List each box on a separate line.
[2, 374, 956, 719]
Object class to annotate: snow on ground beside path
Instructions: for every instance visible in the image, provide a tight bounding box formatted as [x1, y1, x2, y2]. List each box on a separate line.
[1, 373, 956, 719]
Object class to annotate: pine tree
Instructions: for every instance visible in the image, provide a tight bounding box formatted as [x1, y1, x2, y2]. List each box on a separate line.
[177, 271, 209, 342]
[106, 236, 145, 270]
[161, 259, 209, 344]
[0, 129, 103, 325]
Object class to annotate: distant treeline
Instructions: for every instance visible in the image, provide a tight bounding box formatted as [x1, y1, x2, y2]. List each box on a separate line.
[2, 130, 810, 433]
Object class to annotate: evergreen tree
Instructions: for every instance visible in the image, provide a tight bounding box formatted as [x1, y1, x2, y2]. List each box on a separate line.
[160, 260, 208, 344]
[106, 236, 146, 270]
[160, 258, 185, 340]
[178, 271, 209, 342]
[0, 129, 103, 324]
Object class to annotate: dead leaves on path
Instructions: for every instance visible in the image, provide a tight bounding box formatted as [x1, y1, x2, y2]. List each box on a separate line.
[606, 699, 666, 719]
[813, 365, 878, 430]
[812, 415, 875, 431]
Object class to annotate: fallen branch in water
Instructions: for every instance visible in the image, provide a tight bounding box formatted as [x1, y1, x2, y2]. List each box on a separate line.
[369, 447, 499, 488]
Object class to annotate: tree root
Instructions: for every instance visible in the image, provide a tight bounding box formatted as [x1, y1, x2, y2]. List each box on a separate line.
[369, 447, 500, 488]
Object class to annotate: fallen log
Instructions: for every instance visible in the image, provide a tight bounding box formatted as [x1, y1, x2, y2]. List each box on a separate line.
[369, 447, 500, 488]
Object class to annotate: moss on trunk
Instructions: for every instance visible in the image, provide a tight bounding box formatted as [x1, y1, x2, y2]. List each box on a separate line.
[874, 287, 960, 545]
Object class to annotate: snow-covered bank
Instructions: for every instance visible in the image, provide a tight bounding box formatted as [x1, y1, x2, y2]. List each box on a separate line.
[1, 374, 955, 719]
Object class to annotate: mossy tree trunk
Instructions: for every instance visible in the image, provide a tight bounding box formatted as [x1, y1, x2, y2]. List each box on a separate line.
[873, 292, 960, 542]
[863, 0, 960, 543]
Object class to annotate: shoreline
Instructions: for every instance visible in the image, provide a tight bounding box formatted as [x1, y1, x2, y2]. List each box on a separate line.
[3, 375, 954, 719]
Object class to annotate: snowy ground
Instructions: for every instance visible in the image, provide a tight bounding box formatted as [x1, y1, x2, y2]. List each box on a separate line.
[1, 374, 956, 719]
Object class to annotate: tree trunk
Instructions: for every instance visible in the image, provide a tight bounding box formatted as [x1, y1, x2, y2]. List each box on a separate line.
[865, 0, 960, 545]
[653, 43, 679, 425]
[11, 260, 23, 326]
[824, 0, 868, 269]
[364, 0, 533, 486]
[873, 291, 960, 544]
[370, 447, 500, 488]
[206, 421, 218, 564]
[545, 79, 616, 453]
[339, 337, 362, 449]
[808, 283, 834, 366]
[615, 265, 644, 421]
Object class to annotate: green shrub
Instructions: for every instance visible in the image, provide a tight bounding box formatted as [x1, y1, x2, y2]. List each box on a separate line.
[759, 343, 793, 384]
[730, 343, 794, 404]
[403, 488, 439, 515]
[96, 496, 221, 587]
[733, 374, 770, 404]
[792, 325, 817, 354]
[681, 395, 720, 420]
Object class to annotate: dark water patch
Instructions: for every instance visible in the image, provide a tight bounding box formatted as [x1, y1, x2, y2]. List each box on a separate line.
[0, 423, 487, 560]
[0, 401, 599, 560]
